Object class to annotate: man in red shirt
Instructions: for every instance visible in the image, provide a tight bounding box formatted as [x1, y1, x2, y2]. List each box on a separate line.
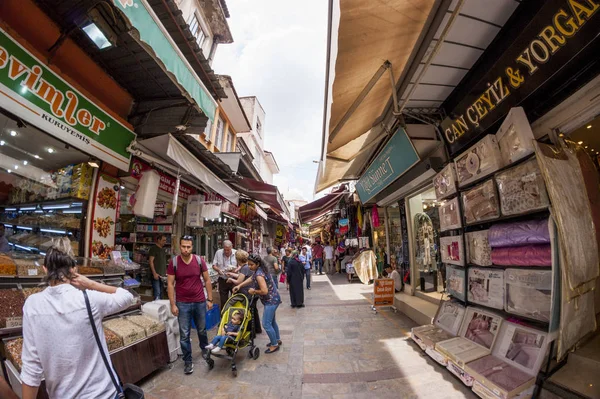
[312, 240, 324, 275]
[167, 236, 214, 375]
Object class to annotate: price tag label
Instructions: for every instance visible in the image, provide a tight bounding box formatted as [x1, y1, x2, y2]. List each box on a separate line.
[6, 317, 23, 328]
[28, 268, 38, 276]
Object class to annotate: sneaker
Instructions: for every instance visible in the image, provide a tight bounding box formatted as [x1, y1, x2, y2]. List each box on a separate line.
[307, 287, 311, 290]
[184, 362, 194, 374]
[205, 344, 214, 350]
[211, 347, 222, 354]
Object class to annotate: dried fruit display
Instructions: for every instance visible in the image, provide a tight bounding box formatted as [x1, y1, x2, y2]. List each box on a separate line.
[15, 258, 46, 277]
[0, 255, 17, 276]
[104, 327, 124, 352]
[0, 289, 25, 328]
[103, 318, 146, 346]
[126, 314, 166, 336]
[77, 266, 103, 275]
[5, 337, 23, 371]
[94, 216, 114, 238]
[22, 287, 46, 299]
[102, 264, 125, 275]
[98, 187, 117, 209]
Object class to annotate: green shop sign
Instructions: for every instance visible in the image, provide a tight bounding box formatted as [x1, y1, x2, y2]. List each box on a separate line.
[113, 0, 217, 121]
[356, 128, 419, 203]
[0, 28, 135, 171]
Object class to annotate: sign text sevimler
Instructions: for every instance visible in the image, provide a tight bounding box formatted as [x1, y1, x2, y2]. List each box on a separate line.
[441, 0, 600, 154]
[0, 28, 135, 171]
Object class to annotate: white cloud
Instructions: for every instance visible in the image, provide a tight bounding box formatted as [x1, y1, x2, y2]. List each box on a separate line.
[213, 0, 327, 201]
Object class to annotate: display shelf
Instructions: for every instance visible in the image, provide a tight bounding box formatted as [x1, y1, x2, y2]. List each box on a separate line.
[3, 223, 80, 232]
[463, 207, 550, 231]
[0, 198, 86, 210]
[466, 263, 551, 270]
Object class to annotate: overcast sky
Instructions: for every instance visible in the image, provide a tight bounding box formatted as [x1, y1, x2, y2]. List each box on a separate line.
[212, 0, 327, 202]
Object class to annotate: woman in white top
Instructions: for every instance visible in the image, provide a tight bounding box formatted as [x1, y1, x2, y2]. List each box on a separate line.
[21, 248, 133, 399]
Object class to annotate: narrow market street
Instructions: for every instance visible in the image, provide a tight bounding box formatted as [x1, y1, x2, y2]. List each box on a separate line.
[140, 274, 474, 399]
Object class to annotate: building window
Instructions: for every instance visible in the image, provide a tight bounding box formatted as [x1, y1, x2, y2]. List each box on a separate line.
[188, 13, 207, 49]
[203, 119, 212, 139]
[226, 130, 235, 152]
[256, 119, 262, 137]
[215, 117, 224, 150]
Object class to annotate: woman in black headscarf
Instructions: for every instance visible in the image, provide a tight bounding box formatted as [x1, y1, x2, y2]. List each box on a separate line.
[285, 250, 305, 308]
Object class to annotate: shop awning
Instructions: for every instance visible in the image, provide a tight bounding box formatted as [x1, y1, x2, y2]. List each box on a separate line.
[113, 0, 218, 121]
[229, 178, 286, 213]
[133, 134, 239, 205]
[298, 186, 348, 223]
[317, 0, 520, 193]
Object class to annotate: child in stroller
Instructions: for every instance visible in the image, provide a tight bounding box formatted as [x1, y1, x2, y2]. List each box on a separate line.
[206, 310, 243, 354]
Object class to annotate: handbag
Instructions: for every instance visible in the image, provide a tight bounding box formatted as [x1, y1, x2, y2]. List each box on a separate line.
[279, 273, 286, 283]
[83, 290, 145, 399]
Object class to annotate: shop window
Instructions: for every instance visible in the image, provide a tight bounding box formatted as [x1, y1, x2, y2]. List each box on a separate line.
[0, 115, 93, 257]
[188, 13, 207, 49]
[215, 117, 224, 151]
[203, 118, 212, 140]
[407, 186, 443, 295]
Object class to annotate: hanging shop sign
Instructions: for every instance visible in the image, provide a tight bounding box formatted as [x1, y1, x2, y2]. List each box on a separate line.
[90, 174, 121, 259]
[0, 29, 135, 171]
[356, 128, 419, 203]
[130, 158, 196, 199]
[441, 0, 600, 154]
[221, 201, 241, 219]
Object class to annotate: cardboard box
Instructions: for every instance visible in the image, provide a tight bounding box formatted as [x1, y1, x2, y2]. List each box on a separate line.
[495, 107, 535, 165]
[465, 321, 550, 399]
[455, 135, 504, 187]
[435, 307, 503, 368]
[468, 268, 505, 310]
[440, 235, 465, 266]
[433, 163, 459, 200]
[411, 301, 466, 350]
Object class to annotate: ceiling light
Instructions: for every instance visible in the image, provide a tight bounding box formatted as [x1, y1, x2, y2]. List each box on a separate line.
[88, 160, 100, 168]
[0, 141, 4, 146]
[585, 146, 589, 149]
[587, 125, 592, 129]
[558, 133, 564, 137]
[13, 165, 18, 170]
[10, 130, 17, 137]
[34, 155, 40, 159]
[23, 160, 28, 165]
[81, 15, 116, 50]
[7, 169, 11, 173]
[120, 186, 125, 190]
[578, 141, 584, 145]
[20, 86, 27, 94]
[47, 148, 54, 153]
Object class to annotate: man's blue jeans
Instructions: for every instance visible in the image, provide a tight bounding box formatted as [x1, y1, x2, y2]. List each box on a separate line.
[210, 334, 230, 348]
[314, 258, 323, 274]
[176, 301, 208, 364]
[304, 268, 311, 288]
[262, 303, 280, 346]
[151, 277, 162, 300]
[271, 274, 279, 288]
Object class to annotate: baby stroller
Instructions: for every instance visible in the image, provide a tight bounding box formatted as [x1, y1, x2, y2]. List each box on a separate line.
[205, 293, 260, 377]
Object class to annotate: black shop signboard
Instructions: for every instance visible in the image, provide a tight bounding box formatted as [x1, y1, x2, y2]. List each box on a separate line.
[441, 0, 600, 155]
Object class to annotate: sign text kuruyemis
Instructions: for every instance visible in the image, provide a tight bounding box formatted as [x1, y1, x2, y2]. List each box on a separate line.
[356, 128, 419, 203]
[0, 28, 135, 171]
[441, 0, 600, 154]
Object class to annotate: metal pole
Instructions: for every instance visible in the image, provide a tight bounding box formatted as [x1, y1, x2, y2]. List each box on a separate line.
[328, 61, 392, 144]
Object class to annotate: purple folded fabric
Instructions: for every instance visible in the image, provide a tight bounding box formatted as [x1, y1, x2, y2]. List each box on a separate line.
[491, 245, 552, 266]
[488, 219, 550, 248]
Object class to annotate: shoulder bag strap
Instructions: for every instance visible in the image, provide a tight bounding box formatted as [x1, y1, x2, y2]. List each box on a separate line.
[83, 290, 124, 398]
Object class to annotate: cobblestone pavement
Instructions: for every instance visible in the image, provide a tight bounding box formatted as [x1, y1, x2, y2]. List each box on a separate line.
[140, 273, 476, 399]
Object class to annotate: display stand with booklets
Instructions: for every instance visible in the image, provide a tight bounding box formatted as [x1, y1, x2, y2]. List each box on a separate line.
[465, 321, 551, 399]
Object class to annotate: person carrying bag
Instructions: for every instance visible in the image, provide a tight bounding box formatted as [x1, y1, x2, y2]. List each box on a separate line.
[84, 290, 144, 399]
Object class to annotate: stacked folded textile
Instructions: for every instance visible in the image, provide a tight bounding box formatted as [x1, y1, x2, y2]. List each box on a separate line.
[462, 180, 500, 225]
[495, 158, 549, 216]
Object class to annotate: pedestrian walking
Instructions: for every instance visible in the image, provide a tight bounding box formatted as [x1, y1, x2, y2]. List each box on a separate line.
[226, 250, 262, 335]
[233, 254, 282, 354]
[286, 250, 305, 308]
[299, 247, 312, 290]
[21, 248, 134, 399]
[263, 247, 280, 288]
[148, 234, 168, 300]
[323, 241, 335, 274]
[312, 240, 324, 274]
[212, 240, 237, 308]
[167, 236, 214, 375]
